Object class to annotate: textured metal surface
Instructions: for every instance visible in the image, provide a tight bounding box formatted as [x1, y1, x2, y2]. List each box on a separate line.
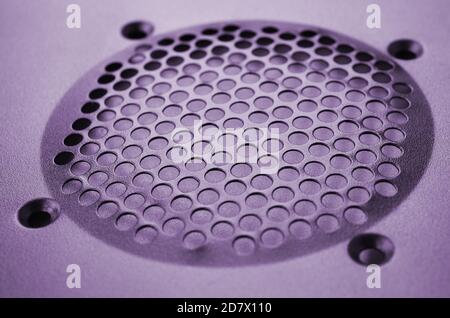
[1, 0, 450, 297]
[42, 21, 432, 266]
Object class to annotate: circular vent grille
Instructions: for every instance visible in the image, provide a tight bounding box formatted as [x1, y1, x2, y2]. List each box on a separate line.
[42, 21, 433, 266]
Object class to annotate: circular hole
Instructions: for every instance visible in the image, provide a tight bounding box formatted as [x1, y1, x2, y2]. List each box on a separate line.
[158, 38, 174, 46]
[72, 118, 91, 130]
[348, 233, 395, 266]
[81, 101, 100, 114]
[98, 74, 115, 84]
[54, 151, 74, 165]
[105, 62, 122, 72]
[64, 133, 83, 146]
[121, 21, 154, 40]
[18, 198, 60, 229]
[388, 39, 423, 60]
[89, 88, 107, 100]
[180, 33, 196, 42]
[203, 28, 218, 35]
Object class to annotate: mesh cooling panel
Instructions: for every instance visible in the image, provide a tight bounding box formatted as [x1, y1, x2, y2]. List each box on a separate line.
[42, 21, 433, 266]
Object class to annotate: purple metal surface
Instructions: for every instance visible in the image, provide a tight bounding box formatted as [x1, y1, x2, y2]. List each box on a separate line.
[1, 0, 450, 297]
[42, 21, 432, 266]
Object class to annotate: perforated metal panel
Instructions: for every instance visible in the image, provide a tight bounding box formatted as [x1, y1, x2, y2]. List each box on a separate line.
[41, 21, 432, 266]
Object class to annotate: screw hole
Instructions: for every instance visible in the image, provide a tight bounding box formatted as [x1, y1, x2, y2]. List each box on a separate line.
[18, 198, 60, 229]
[121, 21, 154, 40]
[388, 39, 423, 60]
[348, 233, 394, 266]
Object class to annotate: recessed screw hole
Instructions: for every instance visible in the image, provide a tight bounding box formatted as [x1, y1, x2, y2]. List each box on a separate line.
[27, 211, 52, 228]
[121, 21, 154, 40]
[18, 198, 60, 229]
[388, 39, 423, 60]
[348, 233, 394, 266]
